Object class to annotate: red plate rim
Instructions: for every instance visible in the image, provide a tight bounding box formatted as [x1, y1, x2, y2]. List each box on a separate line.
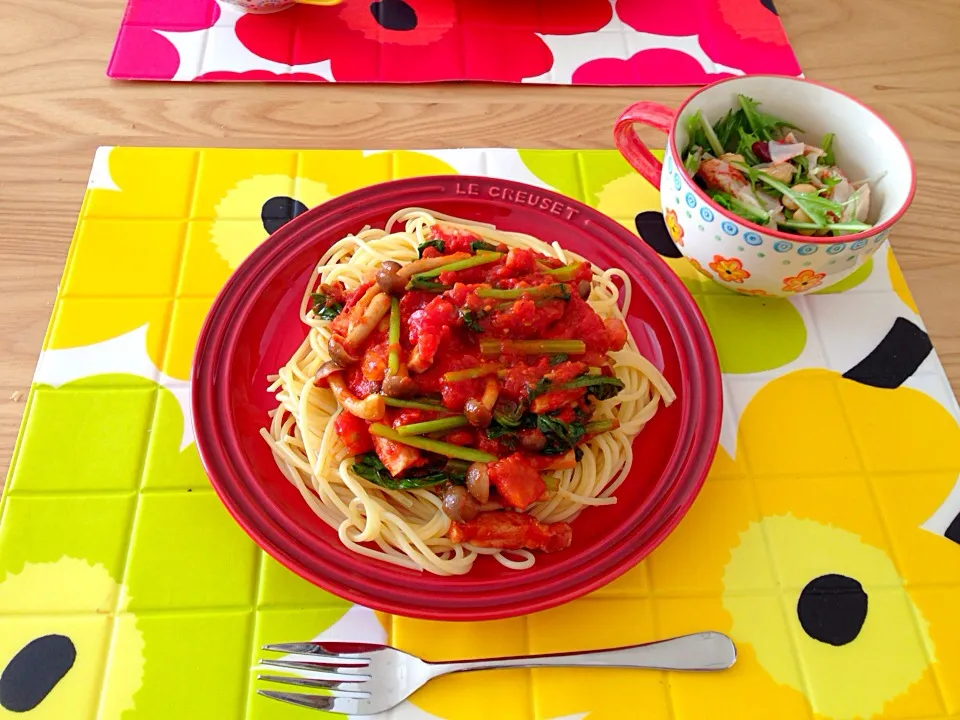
[193, 175, 722, 620]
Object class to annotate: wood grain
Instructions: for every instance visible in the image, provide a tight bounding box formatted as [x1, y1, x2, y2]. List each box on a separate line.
[1, 0, 959, 477]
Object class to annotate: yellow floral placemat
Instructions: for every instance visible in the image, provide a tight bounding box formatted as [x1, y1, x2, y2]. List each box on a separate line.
[2, 146, 959, 720]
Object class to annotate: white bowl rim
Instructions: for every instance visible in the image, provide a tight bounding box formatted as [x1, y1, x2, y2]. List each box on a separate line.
[668, 75, 917, 245]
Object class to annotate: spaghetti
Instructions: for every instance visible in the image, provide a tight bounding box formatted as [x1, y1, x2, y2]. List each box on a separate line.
[260, 208, 675, 576]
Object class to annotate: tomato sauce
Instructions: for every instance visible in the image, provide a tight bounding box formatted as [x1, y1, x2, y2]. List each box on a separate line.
[323, 227, 632, 553]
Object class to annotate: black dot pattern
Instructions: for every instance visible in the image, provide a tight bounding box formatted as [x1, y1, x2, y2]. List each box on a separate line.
[797, 574, 868, 647]
[760, 0, 779, 15]
[261, 196, 309, 235]
[946, 512, 960, 546]
[635, 211, 682, 259]
[843, 317, 933, 389]
[370, 0, 418, 31]
[0, 635, 76, 712]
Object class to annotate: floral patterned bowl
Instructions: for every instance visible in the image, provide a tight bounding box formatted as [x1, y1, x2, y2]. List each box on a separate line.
[614, 76, 915, 297]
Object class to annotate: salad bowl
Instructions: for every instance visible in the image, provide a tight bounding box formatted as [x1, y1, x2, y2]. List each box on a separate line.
[615, 75, 915, 298]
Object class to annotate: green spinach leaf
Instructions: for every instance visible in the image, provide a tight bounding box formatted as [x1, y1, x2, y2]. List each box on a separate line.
[459, 308, 484, 333]
[537, 416, 586, 455]
[351, 453, 449, 490]
[561, 375, 626, 401]
[417, 239, 445, 258]
[470, 240, 498, 253]
[310, 293, 344, 321]
[528, 377, 552, 400]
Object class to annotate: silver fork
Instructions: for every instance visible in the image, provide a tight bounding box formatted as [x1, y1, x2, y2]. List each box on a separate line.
[257, 632, 736, 715]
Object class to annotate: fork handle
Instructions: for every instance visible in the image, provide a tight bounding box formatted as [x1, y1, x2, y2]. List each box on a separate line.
[428, 632, 735, 677]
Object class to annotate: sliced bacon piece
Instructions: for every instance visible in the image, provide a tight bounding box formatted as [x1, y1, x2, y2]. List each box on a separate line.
[372, 435, 426, 477]
[448, 511, 572, 553]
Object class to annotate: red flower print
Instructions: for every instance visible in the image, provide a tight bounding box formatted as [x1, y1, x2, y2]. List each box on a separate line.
[573, 48, 735, 86]
[109, 0, 221, 80]
[615, 0, 699, 36]
[235, 0, 613, 82]
[613, 0, 800, 75]
[699, 0, 801, 74]
[194, 70, 330, 82]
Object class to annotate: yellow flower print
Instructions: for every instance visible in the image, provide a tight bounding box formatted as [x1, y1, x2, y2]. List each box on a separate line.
[591, 171, 705, 291]
[376, 369, 960, 720]
[665, 207, 684, 246]
[644, 369, 960, 720]
[734, 287, 773, 297]
[194, 148, 457, 279]
[782, 268, 826, 293]
[0, 559, 145, 719]
[709, 254, 751, 283]
[595, 171, 661, 222]
[688, 257, 712, 278]
[208, 174, 331, 270]
[48, 148, 456, 381]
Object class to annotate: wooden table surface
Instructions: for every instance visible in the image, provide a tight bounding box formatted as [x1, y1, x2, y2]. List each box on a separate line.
[1, 0, 959, 476]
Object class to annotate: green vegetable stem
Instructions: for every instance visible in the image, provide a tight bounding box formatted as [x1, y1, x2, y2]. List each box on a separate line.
[480, 339, 586, 355]
[396, 416, 469, 436]
[369, 424, 497, 463]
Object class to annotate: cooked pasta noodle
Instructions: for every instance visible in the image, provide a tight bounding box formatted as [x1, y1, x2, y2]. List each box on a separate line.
[260, 208, 675, 575]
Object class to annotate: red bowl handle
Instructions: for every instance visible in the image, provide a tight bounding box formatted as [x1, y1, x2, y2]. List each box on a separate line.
[614, 102, 677, 188]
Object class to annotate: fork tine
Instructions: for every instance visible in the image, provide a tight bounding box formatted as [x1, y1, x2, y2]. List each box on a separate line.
[258, 689, 363, 714]
[259, 659, 370, 679]
[260, 644, 370, 666]
[258, 674, 370, 696]
[262, 642, 374, 661]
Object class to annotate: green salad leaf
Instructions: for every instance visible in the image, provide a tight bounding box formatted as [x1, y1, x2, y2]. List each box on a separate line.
[738, 95, 800, 141]
[707, 190, 770, 225]
[821, 132, 836, 165]
[686, 110, 708, 156]
[756, 173, 842, 227]
[683, 147, 703, 175]
[735, 127, 761, 165]
[712, 109, 743, 153]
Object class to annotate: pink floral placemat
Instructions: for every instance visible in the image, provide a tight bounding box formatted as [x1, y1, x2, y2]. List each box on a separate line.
[107, 0, 801, 84]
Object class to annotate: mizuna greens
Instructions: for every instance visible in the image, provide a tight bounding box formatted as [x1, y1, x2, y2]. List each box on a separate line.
[681, 95, 876, 236]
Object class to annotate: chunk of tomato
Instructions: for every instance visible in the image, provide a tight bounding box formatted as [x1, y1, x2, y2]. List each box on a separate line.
[334, 412, 373, 456]
[488, 453, 547, 509]
[431, 224, 483, 254]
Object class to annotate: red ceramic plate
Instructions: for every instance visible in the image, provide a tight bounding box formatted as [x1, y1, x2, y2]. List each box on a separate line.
[193, 176, 721, 621]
